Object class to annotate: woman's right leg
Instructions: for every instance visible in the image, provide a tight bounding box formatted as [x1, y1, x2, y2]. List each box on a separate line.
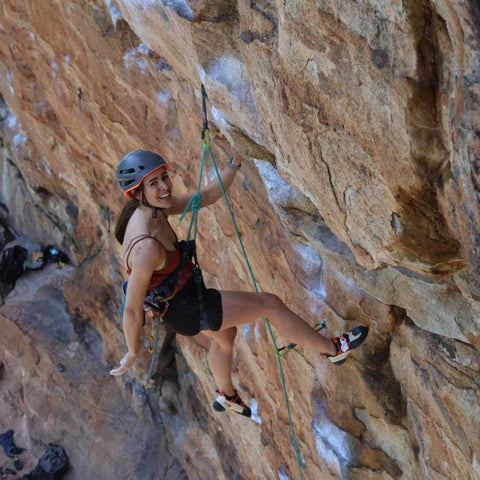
[202, 327, 237, 396]
[219, 290, 338, 356]
[202, 327, 251, 417]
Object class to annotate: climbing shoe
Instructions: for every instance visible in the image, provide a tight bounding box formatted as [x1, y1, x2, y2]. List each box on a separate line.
[324, 325, 369, 365]
[213, 389, 251, 417]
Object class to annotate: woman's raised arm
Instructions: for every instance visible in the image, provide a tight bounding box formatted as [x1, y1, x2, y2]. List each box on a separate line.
[166, 151, 243, 216]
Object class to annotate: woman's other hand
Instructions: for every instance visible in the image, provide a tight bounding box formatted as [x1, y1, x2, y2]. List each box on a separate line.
[109, 351, 137, 376]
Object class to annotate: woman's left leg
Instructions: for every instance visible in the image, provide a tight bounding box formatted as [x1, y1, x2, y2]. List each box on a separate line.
[218, 290, 337, 354]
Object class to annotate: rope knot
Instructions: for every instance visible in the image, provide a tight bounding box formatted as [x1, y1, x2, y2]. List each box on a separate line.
[191, 193, 202, 212]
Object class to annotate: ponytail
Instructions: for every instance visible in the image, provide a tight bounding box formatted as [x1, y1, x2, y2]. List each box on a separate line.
[115, 199, 138, 244]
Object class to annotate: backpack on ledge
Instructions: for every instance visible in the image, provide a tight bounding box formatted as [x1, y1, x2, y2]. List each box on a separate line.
[0, 245, 28, 287]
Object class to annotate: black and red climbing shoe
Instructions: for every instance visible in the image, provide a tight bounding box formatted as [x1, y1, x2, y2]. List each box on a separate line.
[323, 325, 369, 365]
[213, 389, 251, 417]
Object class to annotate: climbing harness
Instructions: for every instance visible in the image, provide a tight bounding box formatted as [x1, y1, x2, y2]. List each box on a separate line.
[177, 84, 306, 480]
[142, 239, 204, 382]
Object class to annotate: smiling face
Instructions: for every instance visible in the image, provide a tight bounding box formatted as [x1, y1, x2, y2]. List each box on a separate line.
[134, 167, 173, 208]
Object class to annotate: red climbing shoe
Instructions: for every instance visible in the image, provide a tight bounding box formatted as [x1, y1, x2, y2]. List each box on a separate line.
[323, 325, 369, 365]
[213, 389, 251, 417]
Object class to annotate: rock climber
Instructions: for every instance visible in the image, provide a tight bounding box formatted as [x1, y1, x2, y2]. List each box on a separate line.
[109, 149, 368, 416]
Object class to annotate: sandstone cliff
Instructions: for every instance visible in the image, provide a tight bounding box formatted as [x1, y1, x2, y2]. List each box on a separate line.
[0, 1, 479, 479]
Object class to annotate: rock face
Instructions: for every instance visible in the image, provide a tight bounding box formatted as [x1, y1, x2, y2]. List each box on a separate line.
[0, 1, 479, 479]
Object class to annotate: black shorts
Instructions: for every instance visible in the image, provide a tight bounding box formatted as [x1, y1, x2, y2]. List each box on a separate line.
[162, 274, 223, 336]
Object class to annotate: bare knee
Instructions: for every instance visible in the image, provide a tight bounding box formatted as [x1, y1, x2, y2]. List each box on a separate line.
[260, 292, 285, 316]
[224, 326, 237, 344]
[209, 327, 237, 349]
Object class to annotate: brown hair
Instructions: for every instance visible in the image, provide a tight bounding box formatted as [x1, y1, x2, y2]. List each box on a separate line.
[115, 199, 138, 244]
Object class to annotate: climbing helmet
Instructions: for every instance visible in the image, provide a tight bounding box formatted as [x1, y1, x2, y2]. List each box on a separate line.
[117, 150, 169, 198]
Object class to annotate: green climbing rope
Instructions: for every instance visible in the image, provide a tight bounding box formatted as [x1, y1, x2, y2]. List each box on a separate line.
[178, 85, 305, 480]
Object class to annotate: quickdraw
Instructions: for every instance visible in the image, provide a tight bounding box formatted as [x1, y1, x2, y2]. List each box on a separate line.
[146, 303, 169, 354]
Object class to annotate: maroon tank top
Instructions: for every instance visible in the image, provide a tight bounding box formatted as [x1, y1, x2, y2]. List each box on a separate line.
[124, 235, 182, 290]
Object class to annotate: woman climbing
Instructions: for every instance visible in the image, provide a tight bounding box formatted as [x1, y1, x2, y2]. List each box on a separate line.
[109, 149, 368, 417]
